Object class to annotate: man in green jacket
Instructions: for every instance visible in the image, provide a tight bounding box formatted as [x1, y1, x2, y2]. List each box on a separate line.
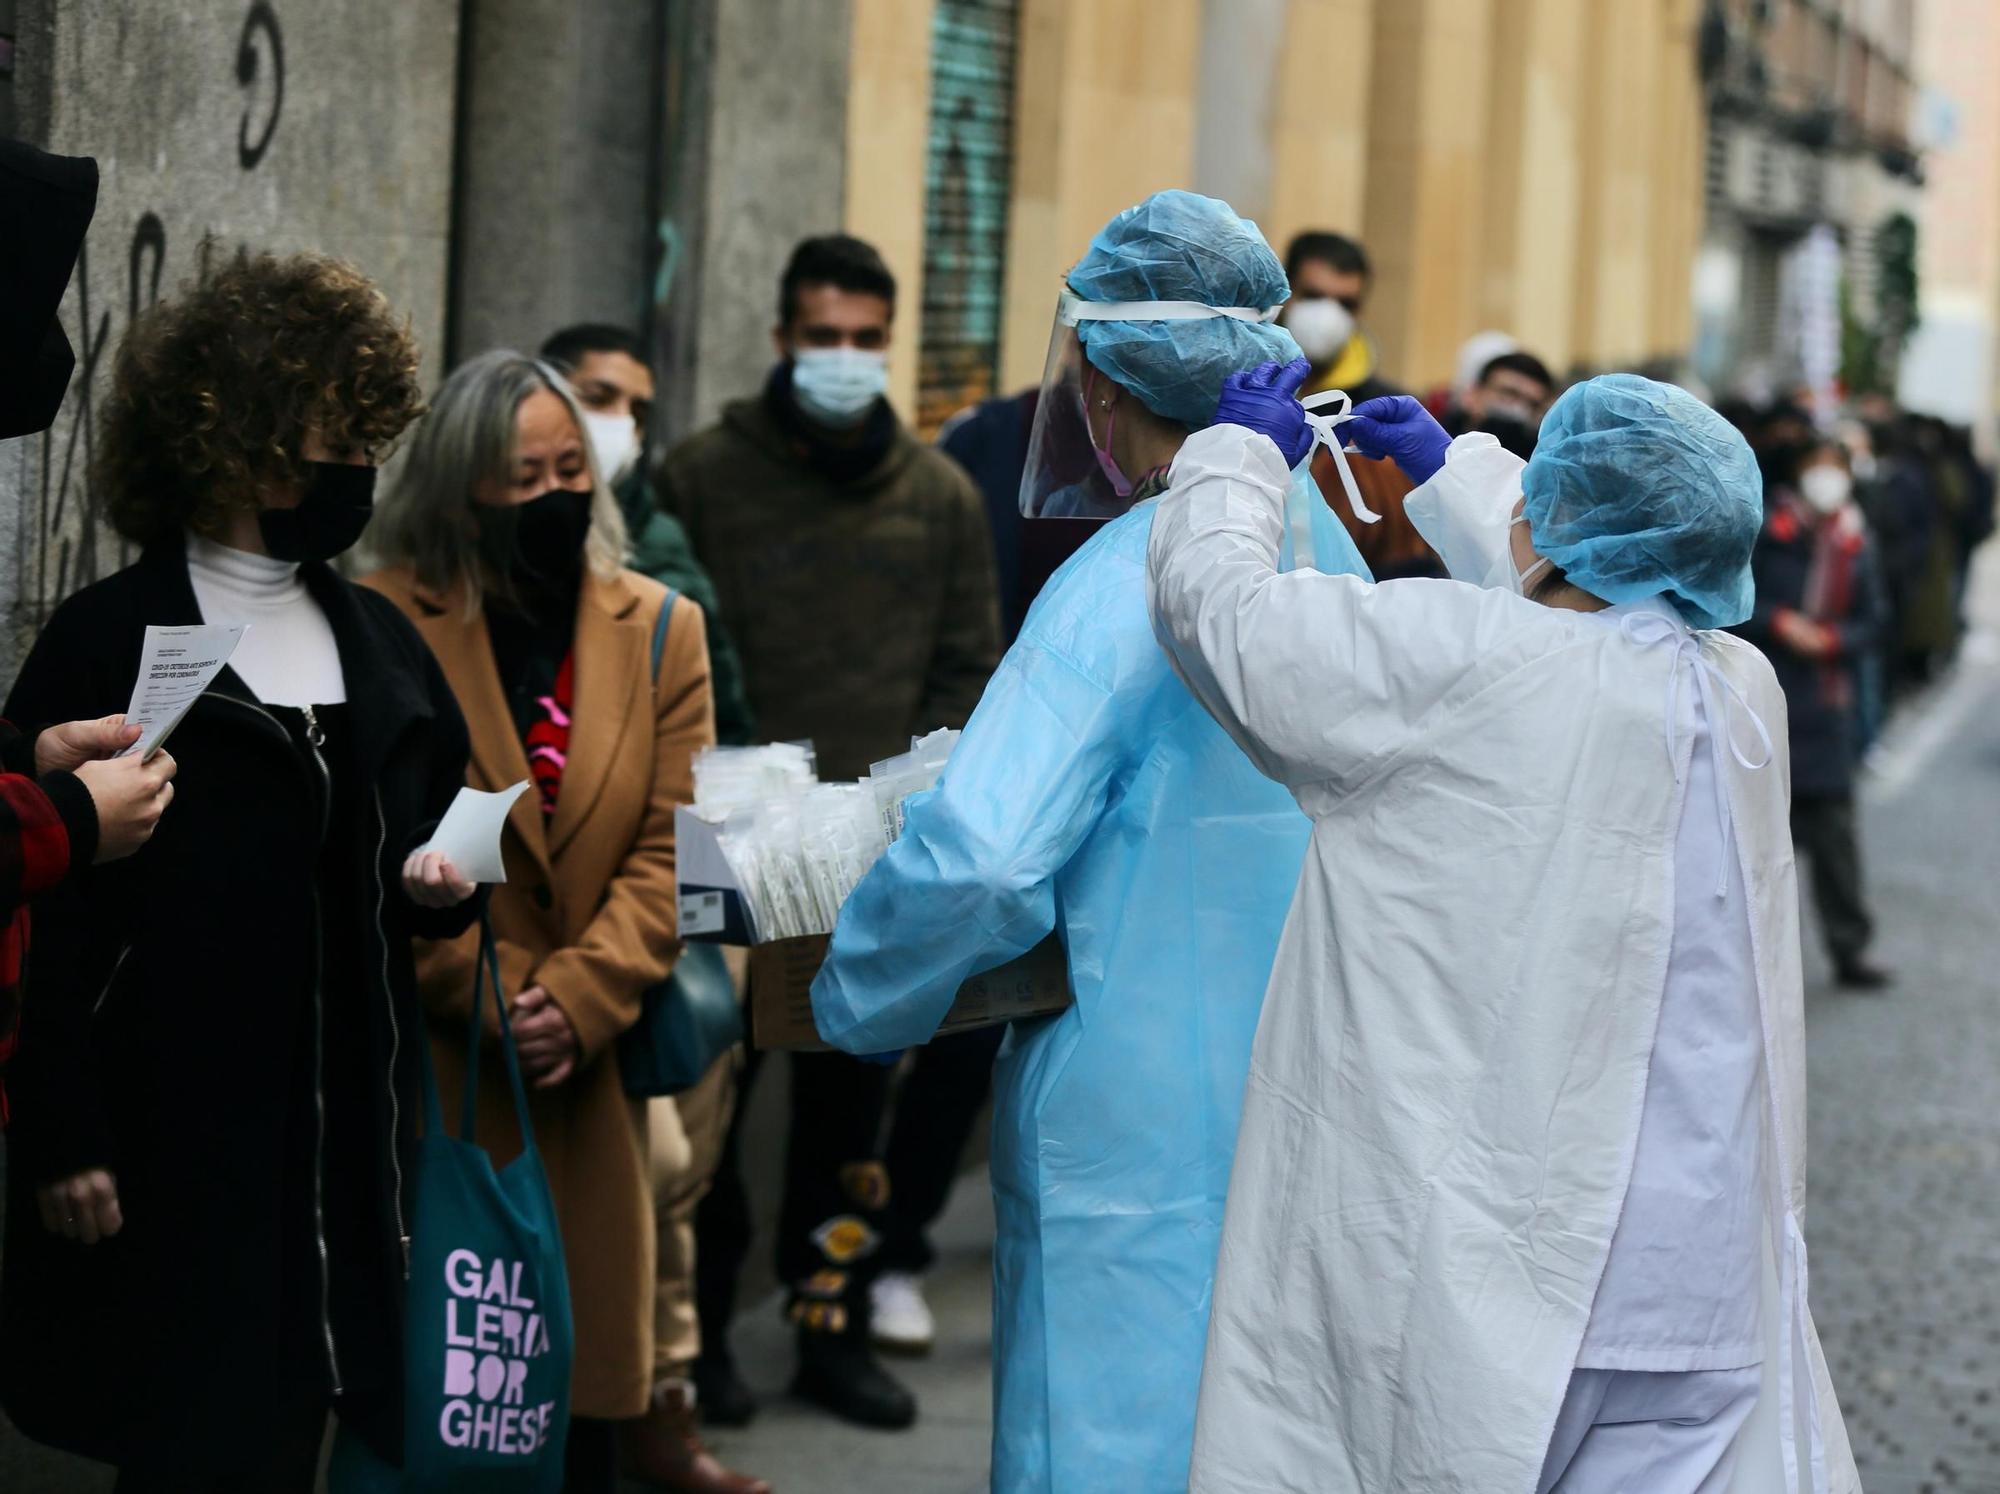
[659, 234, 1001, 1433]
[540, 324, 754, 745]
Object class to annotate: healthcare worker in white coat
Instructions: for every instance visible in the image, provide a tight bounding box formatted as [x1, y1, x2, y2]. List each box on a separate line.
[809, 191, 1368, 1491]
[1148, 364, 1858, 1494]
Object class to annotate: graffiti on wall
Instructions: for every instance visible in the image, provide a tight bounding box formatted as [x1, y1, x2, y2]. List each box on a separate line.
[14, 3, 282, 633]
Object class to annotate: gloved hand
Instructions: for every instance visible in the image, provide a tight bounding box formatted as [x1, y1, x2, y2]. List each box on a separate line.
[1342, 395, 1452, 485]
[1211, 356, 1314, 468]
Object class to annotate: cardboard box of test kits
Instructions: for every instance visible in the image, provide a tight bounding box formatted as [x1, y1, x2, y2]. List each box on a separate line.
[747, 934, 1070, 1052]
[675, 807, 1073, 1050]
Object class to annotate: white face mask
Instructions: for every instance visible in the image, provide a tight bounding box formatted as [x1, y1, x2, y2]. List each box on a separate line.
[1284, 297, 1356, 365]
[1799, 465, 1852, 515]
[1404, 451, 1551, 594]
[791, 347, 889, 428]
[580, 410, 640, 487]
[1481, 514, 1553, 596]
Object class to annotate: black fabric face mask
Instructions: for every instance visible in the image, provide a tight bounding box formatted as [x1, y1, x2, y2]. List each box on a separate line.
[258, 461, 378, 563]
[473, 485, 594, 594]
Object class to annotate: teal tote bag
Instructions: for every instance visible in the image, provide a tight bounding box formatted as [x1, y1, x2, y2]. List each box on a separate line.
[331, 914, 575, 1491]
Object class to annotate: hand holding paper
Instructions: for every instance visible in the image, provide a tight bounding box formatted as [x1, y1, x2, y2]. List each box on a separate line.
[416, 781, 531, 886]
[117, 624, 247, 760]
[402, 848, 477, 908]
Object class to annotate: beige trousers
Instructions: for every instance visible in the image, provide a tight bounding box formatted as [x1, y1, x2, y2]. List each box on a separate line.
[646, 1030, 743, 1379]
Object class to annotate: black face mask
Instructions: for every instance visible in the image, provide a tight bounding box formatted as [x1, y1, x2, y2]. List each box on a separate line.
[473, 485, 594, 594]
[1475, 410, 1539, 461]
[258, 461, 378, 563]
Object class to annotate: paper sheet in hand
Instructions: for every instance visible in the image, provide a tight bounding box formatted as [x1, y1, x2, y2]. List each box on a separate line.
[422, 781, 532, 884]
[118, 624, 248, 759]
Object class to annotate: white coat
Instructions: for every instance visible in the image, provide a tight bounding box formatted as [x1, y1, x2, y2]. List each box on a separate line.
[1145, 426, 1859, 1494]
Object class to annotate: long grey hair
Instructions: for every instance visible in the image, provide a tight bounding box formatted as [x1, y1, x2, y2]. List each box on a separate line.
[370, 348, 628, 604]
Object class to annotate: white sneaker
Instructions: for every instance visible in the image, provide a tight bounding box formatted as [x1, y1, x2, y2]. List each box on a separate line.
[870, 1271, 936, 1355]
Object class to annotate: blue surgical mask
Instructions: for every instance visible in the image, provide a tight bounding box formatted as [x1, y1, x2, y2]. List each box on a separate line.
[791, 348, 888, 428]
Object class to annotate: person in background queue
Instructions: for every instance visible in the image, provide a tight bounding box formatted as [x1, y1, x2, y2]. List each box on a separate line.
[1734, 437, 1893, 990]
[539, 324, 755, 747]
[365, 350, 752, 1494]
[661, 232, 1000, 1433]
[0, 246, 479, 1492]
[1279, 230, 1440, 579]
[1442, 348, 1559, 459]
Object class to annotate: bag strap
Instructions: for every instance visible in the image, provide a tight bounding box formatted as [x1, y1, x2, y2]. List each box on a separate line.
[650, 587, 679, 680]
[452, 908, 541, 1149]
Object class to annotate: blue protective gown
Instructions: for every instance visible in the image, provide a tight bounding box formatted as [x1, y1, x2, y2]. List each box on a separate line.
[812, 480, 1367, 1491]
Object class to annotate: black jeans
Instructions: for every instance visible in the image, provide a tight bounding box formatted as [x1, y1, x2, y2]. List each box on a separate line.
[113, 1397, 324, 1492]
[561, 1415, 618, 1494]
[695, 1046, 896, 1342]
[1792, 792, 1874, 964]
[880, 1025, 1004, 1274]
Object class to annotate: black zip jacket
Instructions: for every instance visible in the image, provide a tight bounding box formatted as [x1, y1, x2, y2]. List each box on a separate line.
[0, 539, 476, 1472]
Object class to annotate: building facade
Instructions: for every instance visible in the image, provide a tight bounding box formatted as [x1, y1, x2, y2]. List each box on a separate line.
[12, 0, 1966, 671]
[1692, 0, 1927, 402]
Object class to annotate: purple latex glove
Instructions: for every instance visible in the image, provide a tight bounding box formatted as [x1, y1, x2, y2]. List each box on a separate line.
[1211, 356, 1315, 468]
[1341, 395, 1452, 484]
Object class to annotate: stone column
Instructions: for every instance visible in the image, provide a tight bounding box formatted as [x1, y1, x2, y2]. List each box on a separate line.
[997, 0, 1203, 392]
[1570, 0, 1664, 371]
[845, 0, 937, 418]
[1264, 0, 1376, 260]
[1476, 0, 1589, 372]
[1358, 0, 1496, 389]
[448, 0, 665, 362]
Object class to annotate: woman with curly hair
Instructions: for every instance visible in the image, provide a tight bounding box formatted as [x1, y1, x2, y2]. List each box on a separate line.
[0, 245, 480, 1491]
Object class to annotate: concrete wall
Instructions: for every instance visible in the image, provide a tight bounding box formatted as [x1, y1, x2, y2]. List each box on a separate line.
[449, 0, 662, 363]
[659, 0, 852, 438]
[0, 0, 458, 669]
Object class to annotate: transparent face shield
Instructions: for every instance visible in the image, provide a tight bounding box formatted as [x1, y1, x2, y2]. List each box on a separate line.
[1012, 289, 1373, 596]
[1018, 290, 1285, 521]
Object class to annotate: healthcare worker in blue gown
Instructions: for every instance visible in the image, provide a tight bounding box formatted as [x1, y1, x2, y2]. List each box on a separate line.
[809, 189, 1370, 1492]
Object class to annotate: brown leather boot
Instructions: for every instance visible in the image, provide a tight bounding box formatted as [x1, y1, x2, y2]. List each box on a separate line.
[621, 1378, 773, 1494]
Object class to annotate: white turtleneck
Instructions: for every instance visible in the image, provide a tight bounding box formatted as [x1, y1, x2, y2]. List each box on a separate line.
[185, 532, 347, 706]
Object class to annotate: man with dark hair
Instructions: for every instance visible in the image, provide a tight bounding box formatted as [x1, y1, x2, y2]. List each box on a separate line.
[537, 324, 753, 747]
[1443, 348, 1559, 459]
[660, 232, 1000, 1432]
[1278, 230, 1441, 577]
[1280, 230, 1392, 403]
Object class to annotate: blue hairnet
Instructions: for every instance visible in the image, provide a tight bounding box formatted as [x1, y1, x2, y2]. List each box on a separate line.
[1067, 189, 1300, 428]
[1521, 374, 1763, 628]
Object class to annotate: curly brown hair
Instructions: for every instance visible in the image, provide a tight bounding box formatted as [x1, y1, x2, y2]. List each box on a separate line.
[95, 243, 427, 545]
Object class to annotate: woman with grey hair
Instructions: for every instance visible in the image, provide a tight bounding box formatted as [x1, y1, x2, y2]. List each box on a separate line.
[365, 352, 763, 1494]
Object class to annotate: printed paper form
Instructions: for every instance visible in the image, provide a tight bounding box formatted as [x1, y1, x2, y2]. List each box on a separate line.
[421, 781, 532, 884]
[117, 624, 247, 760]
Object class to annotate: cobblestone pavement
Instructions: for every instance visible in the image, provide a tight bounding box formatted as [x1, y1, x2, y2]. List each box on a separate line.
[1808, 622, 2000, 1494]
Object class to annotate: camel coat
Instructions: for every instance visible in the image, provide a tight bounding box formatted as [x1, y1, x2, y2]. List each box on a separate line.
[360, 564, 715, 1419]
